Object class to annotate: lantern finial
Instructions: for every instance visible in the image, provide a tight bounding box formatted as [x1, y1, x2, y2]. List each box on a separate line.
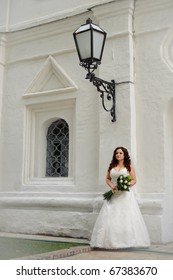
[86, 18, 92, 24]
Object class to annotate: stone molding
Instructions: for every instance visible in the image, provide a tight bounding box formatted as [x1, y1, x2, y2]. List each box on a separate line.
[0, 192, 164, 216]
[23, 99, 76, 187]
[0, 35, 6, 66]
[23, 56, 78, 99]
[135, 0, 173, 15]
[0, 1, 113, 33]
[161, 25, 173, 73]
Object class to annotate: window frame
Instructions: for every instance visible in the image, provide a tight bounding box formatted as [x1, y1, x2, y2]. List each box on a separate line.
[22, 99, 75, 191]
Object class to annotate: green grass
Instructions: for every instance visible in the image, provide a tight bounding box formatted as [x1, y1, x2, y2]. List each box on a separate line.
[0, 237, 85, 260]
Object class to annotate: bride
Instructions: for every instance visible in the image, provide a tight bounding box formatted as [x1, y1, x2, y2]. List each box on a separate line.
[90, 146, 150, 249]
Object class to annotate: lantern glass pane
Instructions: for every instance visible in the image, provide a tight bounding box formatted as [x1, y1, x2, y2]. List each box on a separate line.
[75, 24, 90, 33]
[93, 31, 105, 60]
[76, 31, 91, 60]
[91, 23, 104, 32]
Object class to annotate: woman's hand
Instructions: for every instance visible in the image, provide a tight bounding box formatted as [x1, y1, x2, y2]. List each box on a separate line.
[111, 185, 118, 192]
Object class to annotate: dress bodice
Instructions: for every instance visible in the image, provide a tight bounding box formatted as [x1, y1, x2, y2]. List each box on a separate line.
[110, 167, 129, 185]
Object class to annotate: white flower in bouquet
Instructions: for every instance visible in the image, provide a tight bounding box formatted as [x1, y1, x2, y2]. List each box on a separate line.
[117, 175, 131, 191]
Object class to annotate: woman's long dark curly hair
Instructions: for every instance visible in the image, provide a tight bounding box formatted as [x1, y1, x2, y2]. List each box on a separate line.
[108, 147, 131, 172]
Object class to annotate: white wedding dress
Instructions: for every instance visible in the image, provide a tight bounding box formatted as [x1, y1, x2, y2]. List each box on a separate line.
[90, 168, 150, 249]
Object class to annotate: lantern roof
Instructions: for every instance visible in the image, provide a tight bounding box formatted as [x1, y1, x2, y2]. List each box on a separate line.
[73, 18, 106, 34]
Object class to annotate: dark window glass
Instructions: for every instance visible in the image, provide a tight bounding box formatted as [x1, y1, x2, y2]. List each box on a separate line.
[46, 119, 69, 177]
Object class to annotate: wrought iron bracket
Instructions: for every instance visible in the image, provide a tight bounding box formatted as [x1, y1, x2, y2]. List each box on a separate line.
[86, 71, 116, 122]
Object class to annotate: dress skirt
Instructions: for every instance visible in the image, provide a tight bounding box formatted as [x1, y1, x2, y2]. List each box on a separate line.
[90, 189, 150, 249]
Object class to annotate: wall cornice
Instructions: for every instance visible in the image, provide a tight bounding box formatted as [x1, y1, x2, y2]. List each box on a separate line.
[3, 0, 135, 47]
[0, 0, 115, 33]
[135, 0, 173, 16]
[92, 0, 134, 20]
[6, 13, 91, 47]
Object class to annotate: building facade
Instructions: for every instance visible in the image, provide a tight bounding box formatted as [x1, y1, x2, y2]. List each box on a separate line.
[0, 0, 173, 243]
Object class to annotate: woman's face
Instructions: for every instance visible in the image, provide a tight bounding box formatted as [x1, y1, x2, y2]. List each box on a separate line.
[115, 149, 124, 161]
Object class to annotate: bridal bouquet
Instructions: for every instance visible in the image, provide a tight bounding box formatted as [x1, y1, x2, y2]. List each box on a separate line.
[103, 175, 132, 201]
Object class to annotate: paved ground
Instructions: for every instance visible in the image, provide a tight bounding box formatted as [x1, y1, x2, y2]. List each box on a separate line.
[0, 232, 173, 260]
[61, 244, 173, 260]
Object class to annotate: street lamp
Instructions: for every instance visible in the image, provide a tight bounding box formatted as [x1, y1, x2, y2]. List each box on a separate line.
[73, 18, 116, 122]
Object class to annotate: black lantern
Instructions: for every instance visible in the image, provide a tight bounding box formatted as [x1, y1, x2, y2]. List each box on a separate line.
[73, 19, 116, 122]
[73, 18, 107, 72]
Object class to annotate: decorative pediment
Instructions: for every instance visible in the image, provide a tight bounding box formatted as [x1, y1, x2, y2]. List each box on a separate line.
[24, 56, 77, 98]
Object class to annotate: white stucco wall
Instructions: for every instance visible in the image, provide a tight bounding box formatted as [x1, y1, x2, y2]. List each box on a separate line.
[134, 0, 173, 242]
[0, 0, 173, 243]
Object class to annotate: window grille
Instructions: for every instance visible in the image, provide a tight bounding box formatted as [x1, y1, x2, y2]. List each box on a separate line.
[46, 119, 69, 177]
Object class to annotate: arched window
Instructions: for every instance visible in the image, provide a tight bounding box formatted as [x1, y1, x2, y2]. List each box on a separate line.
[46, 119, 69, 177]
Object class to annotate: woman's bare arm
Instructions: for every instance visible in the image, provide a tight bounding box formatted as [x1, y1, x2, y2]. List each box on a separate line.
[106, 170, 117, 191]
[129, 165, 136, 186]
